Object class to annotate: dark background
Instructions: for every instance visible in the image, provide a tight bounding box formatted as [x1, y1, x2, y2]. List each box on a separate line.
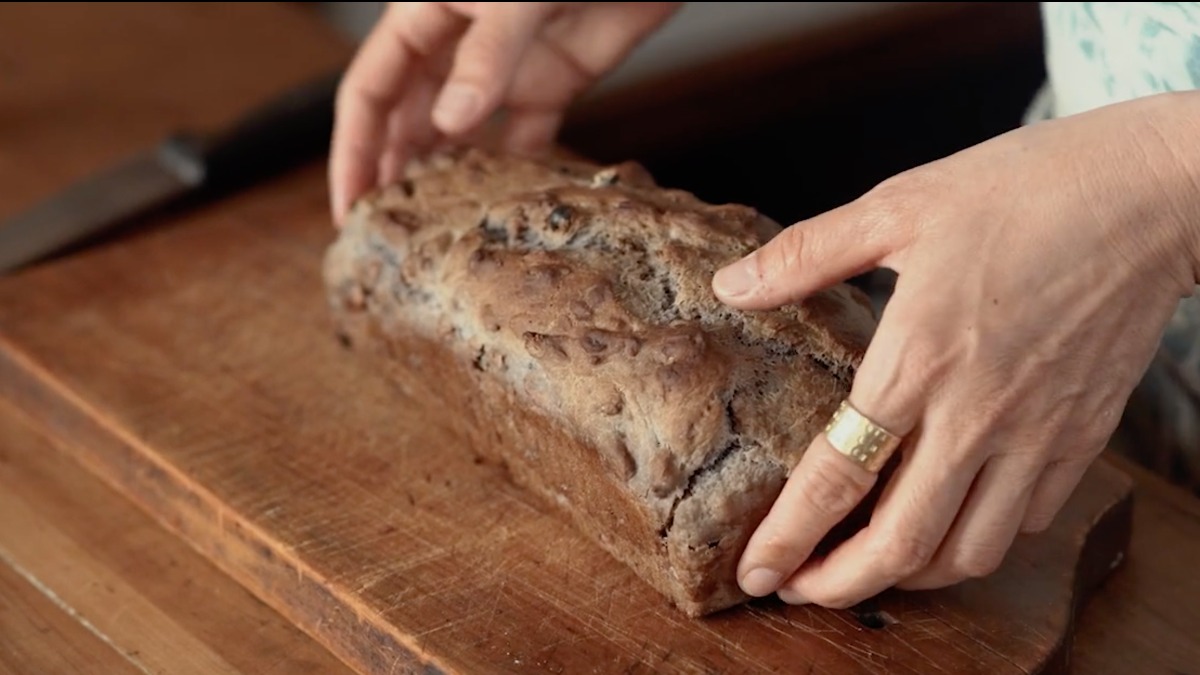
[561, 2, 1048, 228]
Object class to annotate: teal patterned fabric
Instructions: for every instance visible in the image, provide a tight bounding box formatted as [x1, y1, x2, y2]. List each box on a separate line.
[1036, 3, 1200, 491]
[1035, 2, 1200, 120]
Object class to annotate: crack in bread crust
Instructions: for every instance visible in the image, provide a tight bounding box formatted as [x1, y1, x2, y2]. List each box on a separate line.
[322, 148, 877, 616]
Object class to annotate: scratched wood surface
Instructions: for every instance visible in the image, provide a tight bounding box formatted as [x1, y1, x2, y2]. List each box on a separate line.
[0, 182, 1134, 675]
[0, 400, 355, 675]
[0, 557, 140, 675]
[1068, 454, 1200, 674]
[0, 3, 1195, 675]
[0, 160, 1135, 673]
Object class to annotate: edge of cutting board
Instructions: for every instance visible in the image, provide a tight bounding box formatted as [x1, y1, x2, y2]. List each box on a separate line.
[0, 330, 1134, 675]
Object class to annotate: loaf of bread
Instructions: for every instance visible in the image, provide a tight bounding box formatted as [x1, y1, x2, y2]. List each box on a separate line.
[322, 149, 877, 617]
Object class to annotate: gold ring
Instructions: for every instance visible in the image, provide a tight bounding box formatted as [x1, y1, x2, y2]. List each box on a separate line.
[823, 400, 903, 473]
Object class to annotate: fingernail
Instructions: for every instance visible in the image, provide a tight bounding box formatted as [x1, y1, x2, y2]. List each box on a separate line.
[777, 587, 809, 606]
[741, 568, 782, 597]
[712, 253, 760, 299]
[432, 84, 481, 134]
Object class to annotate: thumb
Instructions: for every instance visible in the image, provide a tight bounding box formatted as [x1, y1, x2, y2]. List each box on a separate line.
[712, 200, 902, 311]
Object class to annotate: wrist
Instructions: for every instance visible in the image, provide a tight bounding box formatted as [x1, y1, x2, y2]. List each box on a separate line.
[1139, 90, 1200, 286]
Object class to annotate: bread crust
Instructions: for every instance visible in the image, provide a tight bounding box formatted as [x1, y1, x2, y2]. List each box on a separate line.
[322, 149, 877, 616]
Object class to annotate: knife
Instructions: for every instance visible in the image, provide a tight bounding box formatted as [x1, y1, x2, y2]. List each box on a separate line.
[0, 68, 344, 274]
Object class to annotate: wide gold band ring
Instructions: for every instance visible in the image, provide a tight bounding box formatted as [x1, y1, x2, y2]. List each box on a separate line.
[823, 400, 903, 473]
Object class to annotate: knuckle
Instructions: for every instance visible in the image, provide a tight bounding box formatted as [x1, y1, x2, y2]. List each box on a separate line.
[856, 165, 947, 240]
[900, 332, 958, 388]
[864, 167, 939, 209]
[858, 180, 913, 231]
[392, 2, 467, 56]
[441, 2, 477, 14]
[950, 544, 1007, 579]
[869, 529, 938, 579]
[754, 535, 801, 567]
[771, 225, 808, 276]
[855, 335, 942, 419]
[750, 226, 806, 299]
[1021, 512, 1056, 534]
[1052, 453, 1095, 472]
[797, 474, 859, 519]
[796, 461, 872, 519]
[335, 75, 393, 118]
[461, 27, 508, 62]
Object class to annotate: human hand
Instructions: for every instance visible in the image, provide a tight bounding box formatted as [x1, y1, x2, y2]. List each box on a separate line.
[329, 1, 682, 223]
[713, 92, 1200, 607]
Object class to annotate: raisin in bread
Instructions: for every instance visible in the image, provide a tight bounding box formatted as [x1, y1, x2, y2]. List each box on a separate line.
[322, 149, 877, 616]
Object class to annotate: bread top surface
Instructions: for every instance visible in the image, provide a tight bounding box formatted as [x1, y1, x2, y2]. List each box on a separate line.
[325, 148, 878, 529]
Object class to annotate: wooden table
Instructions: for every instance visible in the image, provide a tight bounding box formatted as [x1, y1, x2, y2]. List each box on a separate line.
[1, 3, 1198, 674]
[0, 398, 354, 675]
[0, 3, 355, 673]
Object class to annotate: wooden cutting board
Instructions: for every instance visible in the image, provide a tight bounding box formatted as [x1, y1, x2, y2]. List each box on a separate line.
[0, 398, 355, 675]
[0, 3, 1138, 673]
[0, 157, 1133, 674]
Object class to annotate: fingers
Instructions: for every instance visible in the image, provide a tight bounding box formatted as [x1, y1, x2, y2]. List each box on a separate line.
[501, 108, 564, 154]
[490, 2, 682, 156]
[378, 73, 443, 186]
[712, 198, 905, 311]
[329, 24, 408, 223]
[329, 2, 465, 223]
[737, 434, 883, 597]
[333, 1, 677, 224]
[774, 419, 984, 608]
[544, 2, 683, 77]
[1020, 455, 1093, 533]
[736, 312, 929, 599]
[377, 104, 413, 189]
[896, 454, 1040, 591]
[432, 3, 556, 136]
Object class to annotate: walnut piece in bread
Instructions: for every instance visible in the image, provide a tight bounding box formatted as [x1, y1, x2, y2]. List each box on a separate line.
[322, 149, 877, 616]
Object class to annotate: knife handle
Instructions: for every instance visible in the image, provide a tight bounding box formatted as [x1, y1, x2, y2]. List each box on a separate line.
[164, 69, 344, 194]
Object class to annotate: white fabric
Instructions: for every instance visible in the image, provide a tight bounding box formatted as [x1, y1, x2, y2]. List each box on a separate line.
[1040, 2, 1200, 119]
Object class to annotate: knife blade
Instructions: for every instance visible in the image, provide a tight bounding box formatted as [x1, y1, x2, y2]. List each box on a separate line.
[0, 68, 344, 274]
